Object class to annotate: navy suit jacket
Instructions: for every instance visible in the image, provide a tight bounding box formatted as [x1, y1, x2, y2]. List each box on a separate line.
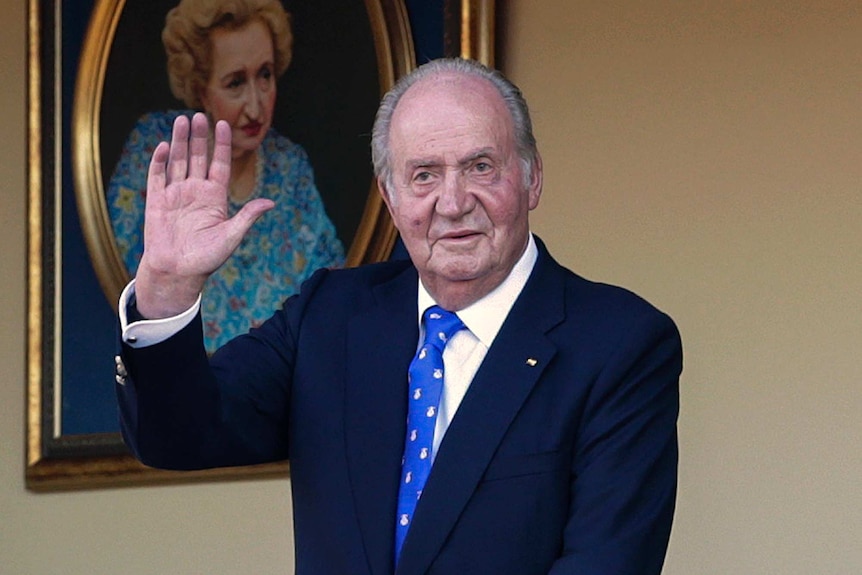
[117, 237, 682, 575]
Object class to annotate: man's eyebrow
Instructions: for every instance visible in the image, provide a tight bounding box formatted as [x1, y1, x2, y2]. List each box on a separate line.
[458, 147, 497, 166]
[405, 158, 443, 172]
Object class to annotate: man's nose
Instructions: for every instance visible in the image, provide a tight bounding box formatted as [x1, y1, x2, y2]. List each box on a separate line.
[435, 172, 473, 217]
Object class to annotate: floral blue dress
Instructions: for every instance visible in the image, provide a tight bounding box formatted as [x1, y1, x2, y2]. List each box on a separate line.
[108, 110, 345, 352]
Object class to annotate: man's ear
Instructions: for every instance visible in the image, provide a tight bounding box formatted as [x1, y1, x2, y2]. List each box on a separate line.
[378, 177, 396, 216]
[527, 152, 543, 210]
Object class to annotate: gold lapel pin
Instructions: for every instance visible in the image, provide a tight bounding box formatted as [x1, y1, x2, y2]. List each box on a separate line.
[526, 358, 538, 367]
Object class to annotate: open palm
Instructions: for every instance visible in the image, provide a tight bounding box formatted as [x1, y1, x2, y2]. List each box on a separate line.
[134, 113, 273, 318]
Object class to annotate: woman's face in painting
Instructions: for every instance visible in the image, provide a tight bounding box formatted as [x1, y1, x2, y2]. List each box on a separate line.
[200, 19, 277, 159]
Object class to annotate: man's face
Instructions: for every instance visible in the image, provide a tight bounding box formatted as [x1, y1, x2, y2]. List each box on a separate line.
[381, 73, 542, 309]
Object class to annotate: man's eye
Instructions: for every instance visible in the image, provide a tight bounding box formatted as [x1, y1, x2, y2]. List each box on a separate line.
[474, 161, 492, 173]
[414, 171, 433, 182]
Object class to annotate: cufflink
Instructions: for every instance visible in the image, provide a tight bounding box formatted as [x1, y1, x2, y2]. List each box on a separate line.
[114, 355, 127, 386]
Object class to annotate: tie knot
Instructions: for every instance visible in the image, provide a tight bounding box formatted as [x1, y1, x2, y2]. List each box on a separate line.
[422, 305, 464, 350]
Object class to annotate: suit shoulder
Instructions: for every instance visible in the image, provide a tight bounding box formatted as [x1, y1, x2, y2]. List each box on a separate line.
[534, 237, 673, 324]
[319, 258, 414, 289]
[291, 259, 414, 307]
[570, 272, 667, 317]
[542, 266, 683, 371]
[541, 257, 679, 341]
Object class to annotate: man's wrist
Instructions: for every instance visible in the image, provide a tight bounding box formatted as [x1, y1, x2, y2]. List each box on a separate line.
[133, 260, 206, 319]
[119, 280, 201, 348]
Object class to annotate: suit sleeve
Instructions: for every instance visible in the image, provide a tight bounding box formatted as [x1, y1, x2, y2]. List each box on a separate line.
[549, 309, 682, 575]
[115, 267, 330, 470]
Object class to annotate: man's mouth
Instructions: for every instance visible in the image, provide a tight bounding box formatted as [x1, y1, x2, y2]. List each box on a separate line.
[439, 230, 481, 242]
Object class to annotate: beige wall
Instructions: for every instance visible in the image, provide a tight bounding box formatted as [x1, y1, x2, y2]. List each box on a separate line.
[2, 1, 860, 573]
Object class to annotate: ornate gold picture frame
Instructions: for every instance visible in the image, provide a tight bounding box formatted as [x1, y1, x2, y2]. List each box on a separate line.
[27, 0, 496, 491]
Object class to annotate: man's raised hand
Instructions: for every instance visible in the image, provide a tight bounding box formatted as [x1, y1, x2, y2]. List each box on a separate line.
[134, 113, 274, 319]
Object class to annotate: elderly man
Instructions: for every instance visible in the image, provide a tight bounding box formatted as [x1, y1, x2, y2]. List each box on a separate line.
[116, 58, 681, 575]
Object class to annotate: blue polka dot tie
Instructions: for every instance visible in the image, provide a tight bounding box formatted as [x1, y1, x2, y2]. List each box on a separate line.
[394, 305, 465, 564]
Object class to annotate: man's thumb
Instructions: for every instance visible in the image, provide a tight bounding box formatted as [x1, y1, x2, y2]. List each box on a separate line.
[227, 198, 276, 243]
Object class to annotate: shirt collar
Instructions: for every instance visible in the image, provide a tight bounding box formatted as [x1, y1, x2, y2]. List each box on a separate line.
[417, 233, 538, 348]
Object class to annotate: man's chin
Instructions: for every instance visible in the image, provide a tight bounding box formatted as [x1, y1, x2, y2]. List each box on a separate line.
[427, 258, 485, 284]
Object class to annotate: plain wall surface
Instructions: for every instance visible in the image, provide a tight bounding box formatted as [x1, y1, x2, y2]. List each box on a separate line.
[2, 1, 860, 573]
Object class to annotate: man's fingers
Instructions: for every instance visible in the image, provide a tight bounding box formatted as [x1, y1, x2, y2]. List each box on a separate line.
[188, 112, 210, 179]
[167, 115, 190, 185]
[147, 141, 170, 197]
[209, 120, 233, 189]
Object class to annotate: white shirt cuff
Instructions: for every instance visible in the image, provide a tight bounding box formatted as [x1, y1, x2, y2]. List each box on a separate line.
[118, 279, 202, 348]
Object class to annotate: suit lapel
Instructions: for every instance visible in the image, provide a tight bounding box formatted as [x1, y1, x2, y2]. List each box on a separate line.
[345, 267, 419, 575]
[396, 245, 567, 574]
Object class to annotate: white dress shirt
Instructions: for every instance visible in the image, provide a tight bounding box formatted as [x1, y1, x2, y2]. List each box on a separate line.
[119, 281, 200, 347]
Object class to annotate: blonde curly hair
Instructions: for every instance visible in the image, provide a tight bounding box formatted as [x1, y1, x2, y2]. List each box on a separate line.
[162, 0, 293, 108]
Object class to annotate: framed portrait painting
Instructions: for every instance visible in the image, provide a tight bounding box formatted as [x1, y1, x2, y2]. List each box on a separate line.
[26, 0, 496, 490]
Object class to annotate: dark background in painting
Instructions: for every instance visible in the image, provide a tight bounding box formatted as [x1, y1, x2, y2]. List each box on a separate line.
[61, 0, 117, 434]
[61, 1, 444, 436]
